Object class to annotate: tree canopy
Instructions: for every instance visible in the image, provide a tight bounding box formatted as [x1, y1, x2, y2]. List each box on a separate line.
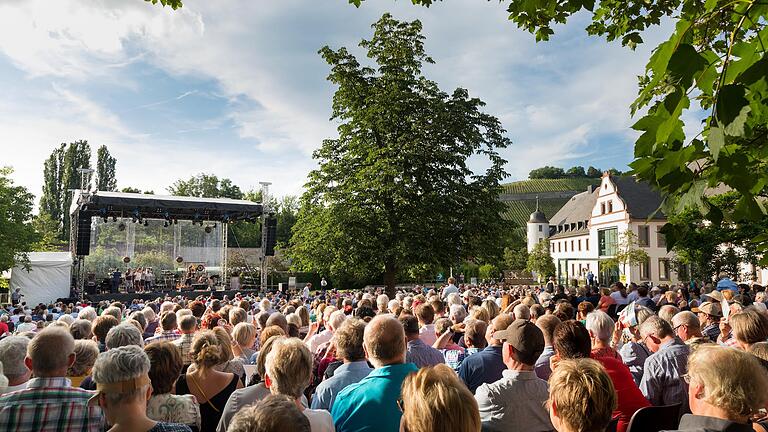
[96, 145, 117, 192]
[290, 14, 511, 297]
[168, 173, 243, 199]
[0, 167, 39, 272]
[39, 141, 92, 241]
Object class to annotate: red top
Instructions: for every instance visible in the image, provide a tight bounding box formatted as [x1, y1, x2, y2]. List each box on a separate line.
[592, 355, 651, 432]
[0, 321, 8, 336]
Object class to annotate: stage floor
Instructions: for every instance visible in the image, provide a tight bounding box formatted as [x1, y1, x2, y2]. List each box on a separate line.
[83, 289, 261, 303]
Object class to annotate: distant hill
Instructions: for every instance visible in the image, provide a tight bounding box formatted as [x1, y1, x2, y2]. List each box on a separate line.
[500, 178, 601, 236]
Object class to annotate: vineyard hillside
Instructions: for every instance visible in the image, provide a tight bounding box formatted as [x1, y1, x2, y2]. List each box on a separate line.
[500, 178, 600, 236]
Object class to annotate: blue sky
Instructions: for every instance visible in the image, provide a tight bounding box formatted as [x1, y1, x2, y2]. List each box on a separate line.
[0, 0, 675, 201]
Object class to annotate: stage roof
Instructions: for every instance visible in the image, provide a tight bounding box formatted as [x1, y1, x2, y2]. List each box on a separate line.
[71, 191, 264, 222]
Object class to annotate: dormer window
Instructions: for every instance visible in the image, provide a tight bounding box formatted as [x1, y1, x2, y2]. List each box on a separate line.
[601, 203, 606, 214]
[607, 201, 613, 213]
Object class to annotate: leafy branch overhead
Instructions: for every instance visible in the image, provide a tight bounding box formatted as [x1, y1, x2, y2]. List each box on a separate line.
[350, 0, 768, 262]
[144, 0, 182, 9]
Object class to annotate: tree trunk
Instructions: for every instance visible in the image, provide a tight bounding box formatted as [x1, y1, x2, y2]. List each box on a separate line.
[384, 261, 396, 299]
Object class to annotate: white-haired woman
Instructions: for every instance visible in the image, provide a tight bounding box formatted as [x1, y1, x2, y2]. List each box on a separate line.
[586, 310, 621, 360]
[91, 345, 192, 432]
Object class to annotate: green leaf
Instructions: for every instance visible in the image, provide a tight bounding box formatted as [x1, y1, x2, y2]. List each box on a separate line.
[716, 84, 750, 135]
[708, 126, 725, 161]
[704, 0, 718, 11]
[656, 90, 690, 144]
[668, 44, 707, 88]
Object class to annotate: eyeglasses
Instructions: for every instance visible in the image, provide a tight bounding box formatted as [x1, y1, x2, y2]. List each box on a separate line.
[397, 397, 405, 413]
[682, 373, 691, 384]
[672, 324, 686, 332]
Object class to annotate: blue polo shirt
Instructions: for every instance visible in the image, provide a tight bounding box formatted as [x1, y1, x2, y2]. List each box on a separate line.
[331, 362, 418, 432]
[458, 345, 505, 394]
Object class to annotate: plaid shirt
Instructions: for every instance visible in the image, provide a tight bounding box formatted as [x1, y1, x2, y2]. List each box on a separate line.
[173, 333, 194, 365]
[718, 331, 741, 348]
[0, 377, 104, 432]
[145, 330, 181, 345]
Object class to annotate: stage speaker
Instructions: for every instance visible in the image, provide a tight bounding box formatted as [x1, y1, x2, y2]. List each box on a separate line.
[75, 212, 92, 256]
[264, 216, 277, 256]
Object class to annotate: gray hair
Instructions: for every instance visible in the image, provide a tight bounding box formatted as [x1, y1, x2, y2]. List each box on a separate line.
[102, 307, 122, 321]
[446, 292, 462, 306]
[69, 319, 93, 340]
[57, 315, 74, 326]
[69, 339, 99, 376]
[78, 307, 97, 322]
[106, 323, 144, 350]
[142, 307, 156, 323]
[513, 304, 531, 321]
[92, 345, 151, 405]
[585, 310, 614, 342]
[387, 299, 401, 312]
[328, 310, 347, 332]
[160, 302, 175, 314]
[449, 304, 467, 323]
[0, 336, 31, 379]
[658, 305, 680, 326]
[285, 313, 302, 328]
[377, 294, 390, 311]
[265, 338, 312, 398]
[639, 315, 674, 339]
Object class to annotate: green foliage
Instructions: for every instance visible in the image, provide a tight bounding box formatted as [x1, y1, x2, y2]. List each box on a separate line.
[168, 173, 243, 199]
[478, 263, 499, 280]
[529, 166, 566, 179]
[39, 141, 92, 241]
[566, 166, 586, 178]
[0, 167, 40, 272]
[502, 178, 600, 195]
[84, 247, 124, 277]
[602, 230, 649, 276]
[290, 14, 511, 297]
[132, 250, 175, 273]
[351, 0, 768, 262]
[504, 243, 529, 271]
[31, 213, 66, 252]
[120, 187, 154, 194]
[96, 145, 117, 191]
[144, 0, 182, 9]
[526, 239, 555, 282]
[586, 166, 602, 178]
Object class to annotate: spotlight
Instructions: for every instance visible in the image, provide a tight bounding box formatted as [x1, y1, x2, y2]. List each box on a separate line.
[205, 225, 212, 234]
[112, 216, 117, 222]
[118, 222, 126, 231]
[163, 221, 169, 228]
[143, 220, 149, 227]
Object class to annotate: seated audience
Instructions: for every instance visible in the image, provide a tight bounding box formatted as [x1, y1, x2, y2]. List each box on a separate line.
[458, 313, 513, 393]
[68, 339, 99, 387]
[671, 311, 709, 349]
[228, 394, 311, 432]
[475, 319, 551, 431]
[331, 315, 417, 432]
[534, 314, 561, 381]
[433, 317, 466, 369]
[586, 310, 621, 360]
[639, 315, 690, 407]
[729, 308, 768, 351]
[0, 327, 104, 431]
[145, 311, 180, 344]
[401, 315, 444, 368]
[0, 336, 31, 394]
[400, 364, 480, 432]
[145, 342, 201, 431]
[91, 345, 192, 431]
[547, 358, 617, 432]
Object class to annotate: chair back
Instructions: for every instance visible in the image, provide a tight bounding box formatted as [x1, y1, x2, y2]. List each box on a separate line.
[626, 403, 682, 432]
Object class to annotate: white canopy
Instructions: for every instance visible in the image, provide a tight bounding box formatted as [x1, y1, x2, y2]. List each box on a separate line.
[10, 252, 72, 306]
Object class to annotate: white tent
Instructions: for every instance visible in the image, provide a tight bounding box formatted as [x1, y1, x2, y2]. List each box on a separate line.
[10, 252, 72, 306]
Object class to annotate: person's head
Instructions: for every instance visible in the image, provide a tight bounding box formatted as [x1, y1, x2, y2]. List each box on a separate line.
[657, 304, 680, 326]
[481, 300, 500, 320]
[229, 307, 248, 326]
[68, 339, 99, 377]
[553, 321, 591, 359]
[400, 364, 480, 432]
[0, 336, 31, 385]
[639, 315, 675, 353]
[536, 315, 562, 348]
[486, 313, 514, 346]
[259, 325, 287, 347]
[414, 303, 435, 325]
[399, 315, 420, 339]
[530, 304, 545, 321]
[464, 319, 488, 349]
[257, 335, 286, 380]
[232, 322, 258, 349]
[494, 319, 545, 368]
[584, 310, 613, 344]
[106, 323, 144, 350]
[26, 327, 75, 377]
[671, 311, 703, 342]
[434, 317, 453, 337]
[548, 358, 617, 432]
[576, 301, 594, 320]
[128, 311, 147, 331]
[696, 302, 722, 326]
[79, 306, 97, 322]
[264, 313, 288, 334]
[730, 309, 768, 350]
[91, 345, 152, 420]
[334, 318, 366, 362]
[211, 326, 235, 363]
[178, 314, 197, 334]
[92, 315, 119, 344]
[69, 318, 93, 340]
[189, 330, 225, 370]
[449, 304, 467, 324]
[363, 315, 406, 367]
[227, 394, 310, 432]
[265, 338, 312, 399]
[376, 294, 390, 313]
[159, 311, 177, 332]
[512, 304, 530, 321]
[144, 341, 182, 396]
[327, 309, 347, 332]
[687, 345, 768, 422]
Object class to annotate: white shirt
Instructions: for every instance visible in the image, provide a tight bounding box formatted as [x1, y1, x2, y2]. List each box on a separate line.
[610, 291, 629, 305]
[419, 324, 437, 347]
[303, 286, 310, 299]
[307, 329, 333, 354]
[442, 284, 459, 298]
[303, 408, 335, 432]
[1, 381, 28, 396]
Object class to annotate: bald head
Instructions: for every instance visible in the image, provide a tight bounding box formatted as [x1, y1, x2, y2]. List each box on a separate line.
[27, 327, 75, 377]
[364, 315, 406, 367]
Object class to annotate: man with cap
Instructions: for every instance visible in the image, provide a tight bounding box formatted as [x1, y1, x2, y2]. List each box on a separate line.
[474, 319, 552, 432]
[458, 313, 513, 393]
[693, 299, 722, 342]
[0, 327, 105, 431]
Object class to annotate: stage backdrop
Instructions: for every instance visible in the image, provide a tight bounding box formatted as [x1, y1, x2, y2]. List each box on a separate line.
[10, 252, 72, 306]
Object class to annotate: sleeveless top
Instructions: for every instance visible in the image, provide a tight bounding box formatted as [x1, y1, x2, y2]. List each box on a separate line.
[176, 373, 238, 432]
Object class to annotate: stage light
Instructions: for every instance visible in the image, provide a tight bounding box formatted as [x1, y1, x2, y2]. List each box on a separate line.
[131, 217, 137, 223]
[143, 220, 149, 227]
[163, 221, 169, 228]
[118, 222, 126, 231]
[112, 216, 117, 222]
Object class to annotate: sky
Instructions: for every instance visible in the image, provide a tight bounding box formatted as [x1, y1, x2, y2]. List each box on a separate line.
[0, 0, 676, 203]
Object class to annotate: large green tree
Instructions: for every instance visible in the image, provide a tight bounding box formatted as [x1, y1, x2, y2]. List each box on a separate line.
[39, 144, 65, 231]
[96, 145, 117, 191]
[290, 14, 511, 297]
[526, 239, 555, 282]
[168, 174, 243, 199]
[39, 141, 92, 240]
[0, 167, 39, 272]
[347, 0, 768, 263]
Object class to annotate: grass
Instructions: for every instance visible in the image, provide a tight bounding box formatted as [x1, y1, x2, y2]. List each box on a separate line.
[501, 178, 600, 195]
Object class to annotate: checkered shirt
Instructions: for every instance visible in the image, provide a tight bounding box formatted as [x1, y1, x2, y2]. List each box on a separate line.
[145, 330, 181, 345]
[0, 377, 104, 432]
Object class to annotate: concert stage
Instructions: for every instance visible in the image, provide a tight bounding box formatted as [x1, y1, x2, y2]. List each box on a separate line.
[83, 289, 263, 304]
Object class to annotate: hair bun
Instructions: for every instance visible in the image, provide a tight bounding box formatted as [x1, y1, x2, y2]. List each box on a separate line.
[196, 342, 223, 367]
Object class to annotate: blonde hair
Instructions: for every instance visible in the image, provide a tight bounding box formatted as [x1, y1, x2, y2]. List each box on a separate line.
[688, 345, 768, 417]
[232, 322, 257, 347]
[190, 330, 224, 369]
[548, 358, 616, 432]
[470, 307, 490, 323]
[68, 339, 99, 377]
[730, 309, 768, 346]
[265, 338, 312, 398]
[401, 364, 480, 432]
[481, 299, 500, 320]
[212, 326, 235, 363]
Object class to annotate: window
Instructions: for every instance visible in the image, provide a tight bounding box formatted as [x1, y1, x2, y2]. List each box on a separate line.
[638, 225, 650, 247]
[601, 203, 606, 214]
[578, 239, 582, 251]
[538, 225, 543, 232]
[558, 242, 561, 253]
[659, 259, 670, 281]
[564, 241, 568, 252]
[586, 239, 589, 251]
[639, 258, 651, 281]
[598, 228, 618, 256]
[657, 228, 667, 248]
[607, 201, 613, 213]
[552, 243, 555, 253]
[572, 263, 575, 275]
[571, 240, 574, 251]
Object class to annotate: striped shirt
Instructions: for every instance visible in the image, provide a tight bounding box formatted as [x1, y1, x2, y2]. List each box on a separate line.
[173, 333, 195, 365]
[145, 330, 181, 345]
[0, 377, 104, 432]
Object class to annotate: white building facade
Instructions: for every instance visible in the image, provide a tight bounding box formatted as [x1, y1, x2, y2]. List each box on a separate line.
[527, 174, 680, 286]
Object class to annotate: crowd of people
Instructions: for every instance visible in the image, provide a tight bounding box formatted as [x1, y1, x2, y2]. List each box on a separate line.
[1, 275, 768, 432]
